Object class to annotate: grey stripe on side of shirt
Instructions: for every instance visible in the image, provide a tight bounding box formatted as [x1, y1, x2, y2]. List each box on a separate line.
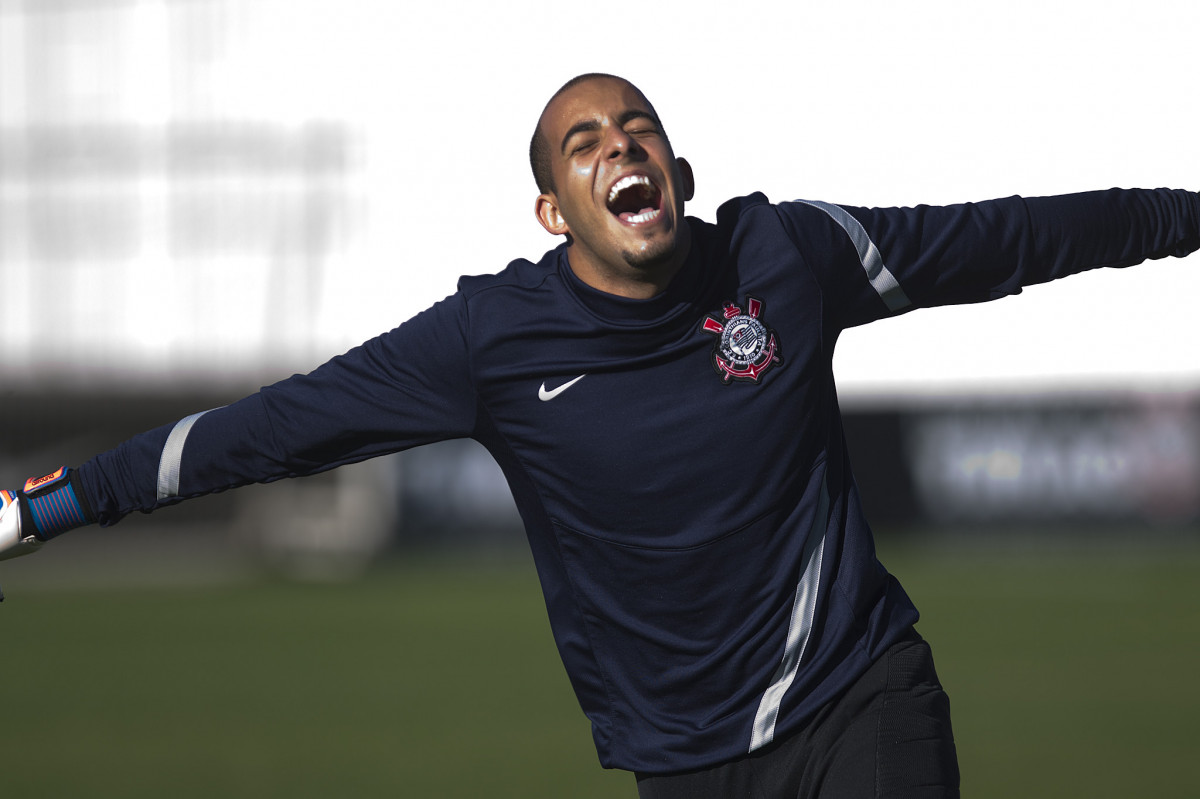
[156, 410, 214, 501]
[792, 199, 911, 312]
[748, 475, 830, 753]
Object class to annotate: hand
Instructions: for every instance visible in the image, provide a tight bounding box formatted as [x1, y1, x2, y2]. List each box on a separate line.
[0, 490, 42, 562]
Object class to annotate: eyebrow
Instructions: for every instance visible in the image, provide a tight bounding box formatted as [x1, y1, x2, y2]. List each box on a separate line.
[559, 109, 661, 154]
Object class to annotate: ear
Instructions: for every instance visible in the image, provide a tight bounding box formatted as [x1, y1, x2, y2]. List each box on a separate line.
[677, 157, 695, 202]
[535, 194, 569, 236]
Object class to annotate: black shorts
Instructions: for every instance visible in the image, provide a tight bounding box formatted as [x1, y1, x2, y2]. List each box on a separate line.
[634, 631, 959, 799]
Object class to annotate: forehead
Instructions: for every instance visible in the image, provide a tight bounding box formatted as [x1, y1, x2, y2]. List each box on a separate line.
[540, 78, 656, 141]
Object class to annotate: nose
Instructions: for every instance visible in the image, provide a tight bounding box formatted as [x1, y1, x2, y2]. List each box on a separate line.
[606, 127, 644, 160]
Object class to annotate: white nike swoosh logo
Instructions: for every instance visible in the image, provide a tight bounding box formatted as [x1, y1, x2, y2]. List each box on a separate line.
[538, 374, 587, 401]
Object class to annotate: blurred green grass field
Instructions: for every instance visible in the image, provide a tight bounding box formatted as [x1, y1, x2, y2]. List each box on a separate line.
[2, 538, 1198, 798]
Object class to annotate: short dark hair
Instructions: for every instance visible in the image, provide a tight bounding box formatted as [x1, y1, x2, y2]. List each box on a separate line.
[529, 73, 648, 195]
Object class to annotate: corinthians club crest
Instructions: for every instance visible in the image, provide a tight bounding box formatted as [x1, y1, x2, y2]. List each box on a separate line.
[701, 296, 783, 384]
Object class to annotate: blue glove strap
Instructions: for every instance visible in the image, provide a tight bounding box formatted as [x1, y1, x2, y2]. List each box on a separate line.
[21, 468, 93, 540]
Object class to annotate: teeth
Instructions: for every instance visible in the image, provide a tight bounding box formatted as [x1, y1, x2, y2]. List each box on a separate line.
[608, 174, 652, 205]
[626, 208, 660, 225]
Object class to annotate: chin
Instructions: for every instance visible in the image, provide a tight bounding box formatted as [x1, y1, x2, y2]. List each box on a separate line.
[620, 233, 681, 271]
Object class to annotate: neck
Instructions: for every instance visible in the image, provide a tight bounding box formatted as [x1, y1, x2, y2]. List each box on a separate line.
[567, 226, 692, 300]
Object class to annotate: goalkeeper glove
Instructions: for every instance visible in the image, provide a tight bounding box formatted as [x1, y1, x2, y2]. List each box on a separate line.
[1, 468, 94, 561]
[1, 468, 94, 601]
[0, 489, 41, 563]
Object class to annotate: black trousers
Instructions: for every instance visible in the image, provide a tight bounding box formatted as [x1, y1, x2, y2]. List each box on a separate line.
[635, 631, 959, 799]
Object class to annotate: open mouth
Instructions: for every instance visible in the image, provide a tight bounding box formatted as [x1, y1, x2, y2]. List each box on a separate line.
[606, 174, 663, 225]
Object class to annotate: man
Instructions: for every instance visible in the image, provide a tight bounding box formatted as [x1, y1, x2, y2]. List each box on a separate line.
[2, 73, 1198, 798]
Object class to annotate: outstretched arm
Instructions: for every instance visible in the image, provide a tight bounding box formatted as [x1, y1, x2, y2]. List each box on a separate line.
[0, 292, 477, 596]
[781, 187, 1200, 330]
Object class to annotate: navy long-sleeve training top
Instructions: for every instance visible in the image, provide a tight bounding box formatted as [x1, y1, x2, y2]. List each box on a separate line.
[76, 188, 1200, 772]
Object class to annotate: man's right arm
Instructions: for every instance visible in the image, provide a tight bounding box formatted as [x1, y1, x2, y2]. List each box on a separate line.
[9, 292, 478, 544]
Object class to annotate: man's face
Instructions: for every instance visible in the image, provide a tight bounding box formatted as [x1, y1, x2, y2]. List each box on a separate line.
[536, 77, 693, 297]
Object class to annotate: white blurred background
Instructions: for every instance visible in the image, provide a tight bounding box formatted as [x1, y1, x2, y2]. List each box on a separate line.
[1, 0, 1196, 394]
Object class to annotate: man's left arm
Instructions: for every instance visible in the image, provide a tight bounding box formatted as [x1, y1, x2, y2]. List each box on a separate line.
[825, 188, 1200, 326]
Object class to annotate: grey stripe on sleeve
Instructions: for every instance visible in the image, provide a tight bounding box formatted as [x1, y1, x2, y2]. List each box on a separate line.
[793, 199, 911, 312]
[156, 410, 213, 501]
